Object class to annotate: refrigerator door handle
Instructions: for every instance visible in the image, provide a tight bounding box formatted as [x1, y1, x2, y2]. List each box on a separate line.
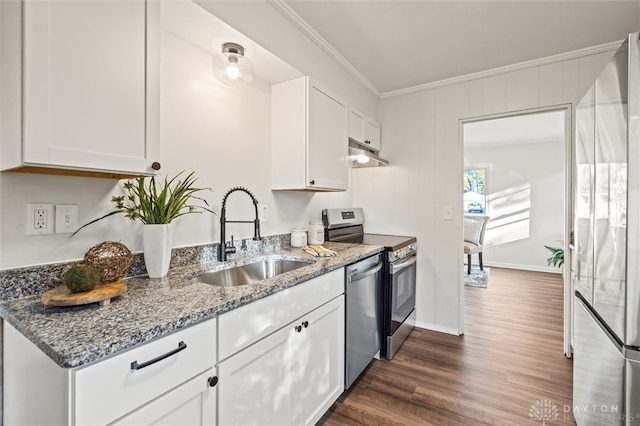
[575, 291, 623, 350]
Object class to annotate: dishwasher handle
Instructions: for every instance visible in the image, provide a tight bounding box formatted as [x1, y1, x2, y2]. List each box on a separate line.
[347, 262, 383, 283]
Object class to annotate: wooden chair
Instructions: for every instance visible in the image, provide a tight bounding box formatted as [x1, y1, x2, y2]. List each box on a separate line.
[463, 215, 490, 275]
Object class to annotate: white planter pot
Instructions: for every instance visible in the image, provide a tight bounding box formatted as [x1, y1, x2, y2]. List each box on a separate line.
[143, 224, 172, 278]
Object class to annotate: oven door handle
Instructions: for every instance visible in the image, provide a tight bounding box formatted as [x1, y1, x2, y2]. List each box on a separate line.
[347, 263, 383, 282]
[390, 255, 417, 274]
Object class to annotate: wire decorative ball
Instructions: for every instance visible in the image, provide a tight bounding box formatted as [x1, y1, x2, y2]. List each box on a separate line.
[83, 241, 134, 283]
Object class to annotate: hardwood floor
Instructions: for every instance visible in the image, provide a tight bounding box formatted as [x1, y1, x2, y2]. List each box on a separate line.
[321, 267, 573, 425]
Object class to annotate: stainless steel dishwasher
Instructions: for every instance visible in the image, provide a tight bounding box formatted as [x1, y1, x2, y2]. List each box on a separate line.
[345, 253, 383, 389]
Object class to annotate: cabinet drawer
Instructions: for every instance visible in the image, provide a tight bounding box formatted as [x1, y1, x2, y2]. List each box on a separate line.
[218, 268, 344, 361]
[74, 320, 216, 425]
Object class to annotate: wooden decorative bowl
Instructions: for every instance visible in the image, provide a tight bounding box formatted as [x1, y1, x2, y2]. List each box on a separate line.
[41, 282, 127, 309]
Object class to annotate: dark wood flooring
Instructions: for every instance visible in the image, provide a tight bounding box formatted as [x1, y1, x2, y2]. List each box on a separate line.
[321, 267, 573, 425]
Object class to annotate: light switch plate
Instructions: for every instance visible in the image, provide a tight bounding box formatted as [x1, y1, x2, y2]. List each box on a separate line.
[443, 205, 453, 220]
[259, 204, 269, 222]
[55, 204, 79, 234]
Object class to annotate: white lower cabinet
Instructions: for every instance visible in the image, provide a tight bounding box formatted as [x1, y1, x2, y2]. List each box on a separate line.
[115, 369, 216, 426]
[295, 296, 345, 425]
[3, 269, 346, 426]
[218, 295, 345, 426]
[218, 318, 294, 426]
[3, 319, 217, 426]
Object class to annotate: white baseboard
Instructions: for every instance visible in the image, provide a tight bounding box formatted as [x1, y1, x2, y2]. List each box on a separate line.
[413, 320, 461, 336]
[479, 261, 562, 274]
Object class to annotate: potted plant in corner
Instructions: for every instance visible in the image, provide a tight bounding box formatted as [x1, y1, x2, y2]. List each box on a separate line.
[544, 245, 564, 268]
[73, 171, 213, 278]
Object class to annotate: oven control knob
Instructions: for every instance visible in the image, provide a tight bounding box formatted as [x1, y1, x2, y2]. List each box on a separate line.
[396, 250, 404, 259]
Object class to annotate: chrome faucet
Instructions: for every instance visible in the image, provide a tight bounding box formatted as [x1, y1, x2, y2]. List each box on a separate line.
[218, 187, 262, 261]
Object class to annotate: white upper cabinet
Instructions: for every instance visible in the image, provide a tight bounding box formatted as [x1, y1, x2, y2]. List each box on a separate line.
[364, 117, 381, 151]
[0, 0, 160, 178]
[272, 76, 348, 191]
[348, 106, 366, 143]
[348, 106, 381, 151]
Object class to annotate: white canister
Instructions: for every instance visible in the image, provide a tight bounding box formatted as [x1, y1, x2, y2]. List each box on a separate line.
[291, 229, 307, 247]
[308, 220, 325, 245]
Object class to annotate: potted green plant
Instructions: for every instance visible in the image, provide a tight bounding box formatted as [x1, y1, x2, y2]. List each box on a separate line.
[544, 245, 564, 268]
[73, 170, 213, 278]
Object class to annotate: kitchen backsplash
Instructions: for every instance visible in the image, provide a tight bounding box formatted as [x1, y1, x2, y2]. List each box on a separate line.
[0, 233, 291, 303]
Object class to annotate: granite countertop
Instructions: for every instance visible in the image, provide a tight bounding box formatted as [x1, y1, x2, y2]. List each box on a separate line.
[0, 242, 383, 369]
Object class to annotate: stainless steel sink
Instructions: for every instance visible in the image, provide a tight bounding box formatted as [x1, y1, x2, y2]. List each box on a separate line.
[195, 259, 311, 287]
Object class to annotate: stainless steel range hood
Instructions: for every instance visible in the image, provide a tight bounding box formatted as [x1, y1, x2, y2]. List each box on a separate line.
[348, 139, 389, 168]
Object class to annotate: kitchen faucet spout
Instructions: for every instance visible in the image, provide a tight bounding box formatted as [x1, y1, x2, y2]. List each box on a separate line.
[218, 187, 262, 261]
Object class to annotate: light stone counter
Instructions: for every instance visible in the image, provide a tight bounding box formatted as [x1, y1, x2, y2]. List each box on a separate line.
[0, 242, 383, 368]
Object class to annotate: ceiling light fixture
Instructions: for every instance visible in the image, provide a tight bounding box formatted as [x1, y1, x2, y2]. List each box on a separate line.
[212, 42, 253, 86]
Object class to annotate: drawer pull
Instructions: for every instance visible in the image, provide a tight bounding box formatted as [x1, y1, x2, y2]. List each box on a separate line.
[130, 341, 187, 371]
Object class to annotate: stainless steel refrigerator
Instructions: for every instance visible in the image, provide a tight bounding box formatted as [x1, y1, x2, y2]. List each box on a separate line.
[573, 32, 640, 425]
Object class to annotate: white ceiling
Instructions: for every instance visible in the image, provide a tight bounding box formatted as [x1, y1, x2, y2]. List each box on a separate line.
[281, 0, 640, 95]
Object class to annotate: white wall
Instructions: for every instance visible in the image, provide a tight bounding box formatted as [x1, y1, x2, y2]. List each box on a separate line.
[0, 0, 377, 269]
[353, 50, 616, 334]
[464, 137, 565, 272]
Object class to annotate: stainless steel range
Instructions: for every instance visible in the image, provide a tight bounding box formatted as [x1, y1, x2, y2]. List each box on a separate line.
[323, 208, 417, 361]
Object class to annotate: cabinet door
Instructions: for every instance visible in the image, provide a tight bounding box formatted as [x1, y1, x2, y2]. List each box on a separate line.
[75, 320, 216, 426]
[114, 370, 216, 426]
[22, 0, 159, 175]
[348, 106, 366, 142]
[365, 118, 381, 151]
[294, 296, 345, 426]
[218, 323, 294, 425]
[307, 83, 348, 191]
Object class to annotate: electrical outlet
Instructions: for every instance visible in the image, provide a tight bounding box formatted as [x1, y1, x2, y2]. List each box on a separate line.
[26, 203, 55, 235]
[55, 204, 79, 234]
[259, 204, 269, 222]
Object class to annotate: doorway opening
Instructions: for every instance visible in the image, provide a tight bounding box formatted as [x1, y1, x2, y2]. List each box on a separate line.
[460, 106, 572, 355]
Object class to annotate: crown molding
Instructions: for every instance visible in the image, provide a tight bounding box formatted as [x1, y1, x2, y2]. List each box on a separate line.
[266, 0, 381, 97]
[381, 40, 622, 99]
